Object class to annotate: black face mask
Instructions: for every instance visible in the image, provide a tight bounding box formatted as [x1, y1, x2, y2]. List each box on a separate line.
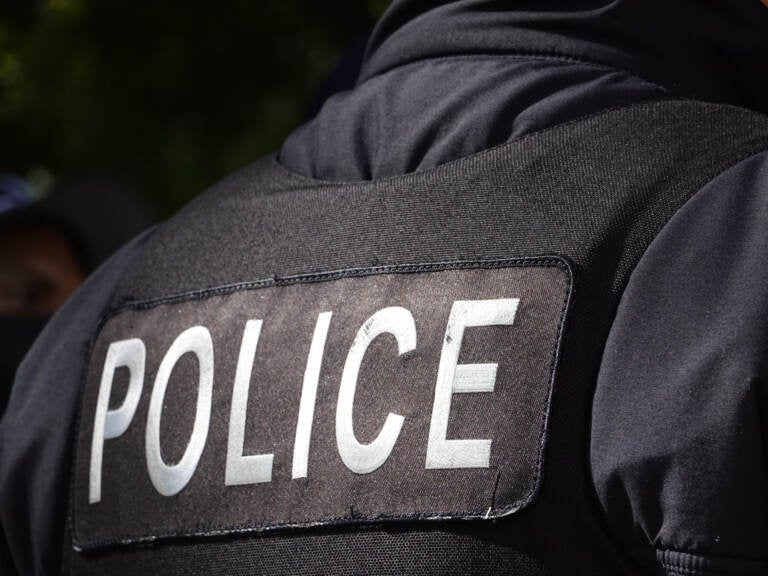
[0, 315, 49, 418]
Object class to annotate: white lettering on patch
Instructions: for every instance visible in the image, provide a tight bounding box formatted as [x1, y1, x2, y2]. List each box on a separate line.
[146, 326, 214, 497]
[225, 319, 274, 486]
[425, 299, 519, 469]
[292, 311, 333, 480]
[90, 300, 523, 496]
[335, 306, 416, 474]
[89, 338, 146, 503]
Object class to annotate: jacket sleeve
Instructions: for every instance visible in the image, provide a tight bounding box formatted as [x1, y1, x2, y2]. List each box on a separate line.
[0, 228, 154, 576]
[591, 151, 768, 575]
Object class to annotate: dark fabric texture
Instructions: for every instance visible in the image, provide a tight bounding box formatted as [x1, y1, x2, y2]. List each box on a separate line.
[358, 0, 768, 107]
[73, 260, 569, 548]
[591, 152, 768, 572]
[63, 525, 549, 576]
[280, 57, 665, 181]
[2, 4, 768, 573]
[280, 0, 768, 181]
[0, 316, 48, 417]
[656, 549, 768, 576]
[44, 100, 765, 575]
[73, 262, 569, 548]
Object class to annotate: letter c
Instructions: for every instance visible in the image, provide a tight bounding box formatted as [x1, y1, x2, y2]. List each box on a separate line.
[336, 306, 416, 474]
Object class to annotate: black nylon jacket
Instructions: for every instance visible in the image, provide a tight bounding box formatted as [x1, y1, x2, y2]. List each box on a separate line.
[2, 2, 768, 575]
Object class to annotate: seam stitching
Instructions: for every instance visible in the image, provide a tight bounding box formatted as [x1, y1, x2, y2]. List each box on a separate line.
[356, 51, 670, 94]
[70, 256, 572, 551]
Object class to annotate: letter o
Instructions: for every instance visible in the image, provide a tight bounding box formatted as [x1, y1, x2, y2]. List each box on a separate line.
[146, 325, 214, 497]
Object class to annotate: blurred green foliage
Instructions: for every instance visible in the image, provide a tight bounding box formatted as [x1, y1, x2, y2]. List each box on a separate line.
[0, 0, 382, 216]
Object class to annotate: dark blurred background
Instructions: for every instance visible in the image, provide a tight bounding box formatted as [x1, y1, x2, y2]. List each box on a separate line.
[0, 0, 384, 413]
[0, 0, 383, 216]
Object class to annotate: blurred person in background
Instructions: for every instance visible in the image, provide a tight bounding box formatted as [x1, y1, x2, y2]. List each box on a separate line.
[0, 177, 153, 414]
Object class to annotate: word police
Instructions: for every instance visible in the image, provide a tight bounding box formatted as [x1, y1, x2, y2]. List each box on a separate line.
[89, 299, 519, 503]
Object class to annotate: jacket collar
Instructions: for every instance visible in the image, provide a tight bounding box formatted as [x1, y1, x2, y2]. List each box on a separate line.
[358, 0, 768, 113]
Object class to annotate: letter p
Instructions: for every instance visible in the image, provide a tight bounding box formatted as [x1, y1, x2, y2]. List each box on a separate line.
[89, 338, 145, 503]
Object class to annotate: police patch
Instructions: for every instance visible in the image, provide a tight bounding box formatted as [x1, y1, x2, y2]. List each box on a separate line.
[71, 258, 571, 549]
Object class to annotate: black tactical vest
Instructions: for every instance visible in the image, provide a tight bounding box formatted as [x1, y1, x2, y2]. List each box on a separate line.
[63, 100, 768, 575]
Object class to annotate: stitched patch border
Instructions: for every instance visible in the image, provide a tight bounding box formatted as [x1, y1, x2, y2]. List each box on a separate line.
[70, 256, 573, 551]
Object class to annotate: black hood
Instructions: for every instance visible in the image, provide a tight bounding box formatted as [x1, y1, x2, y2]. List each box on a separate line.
[360, 0, 768, 113]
